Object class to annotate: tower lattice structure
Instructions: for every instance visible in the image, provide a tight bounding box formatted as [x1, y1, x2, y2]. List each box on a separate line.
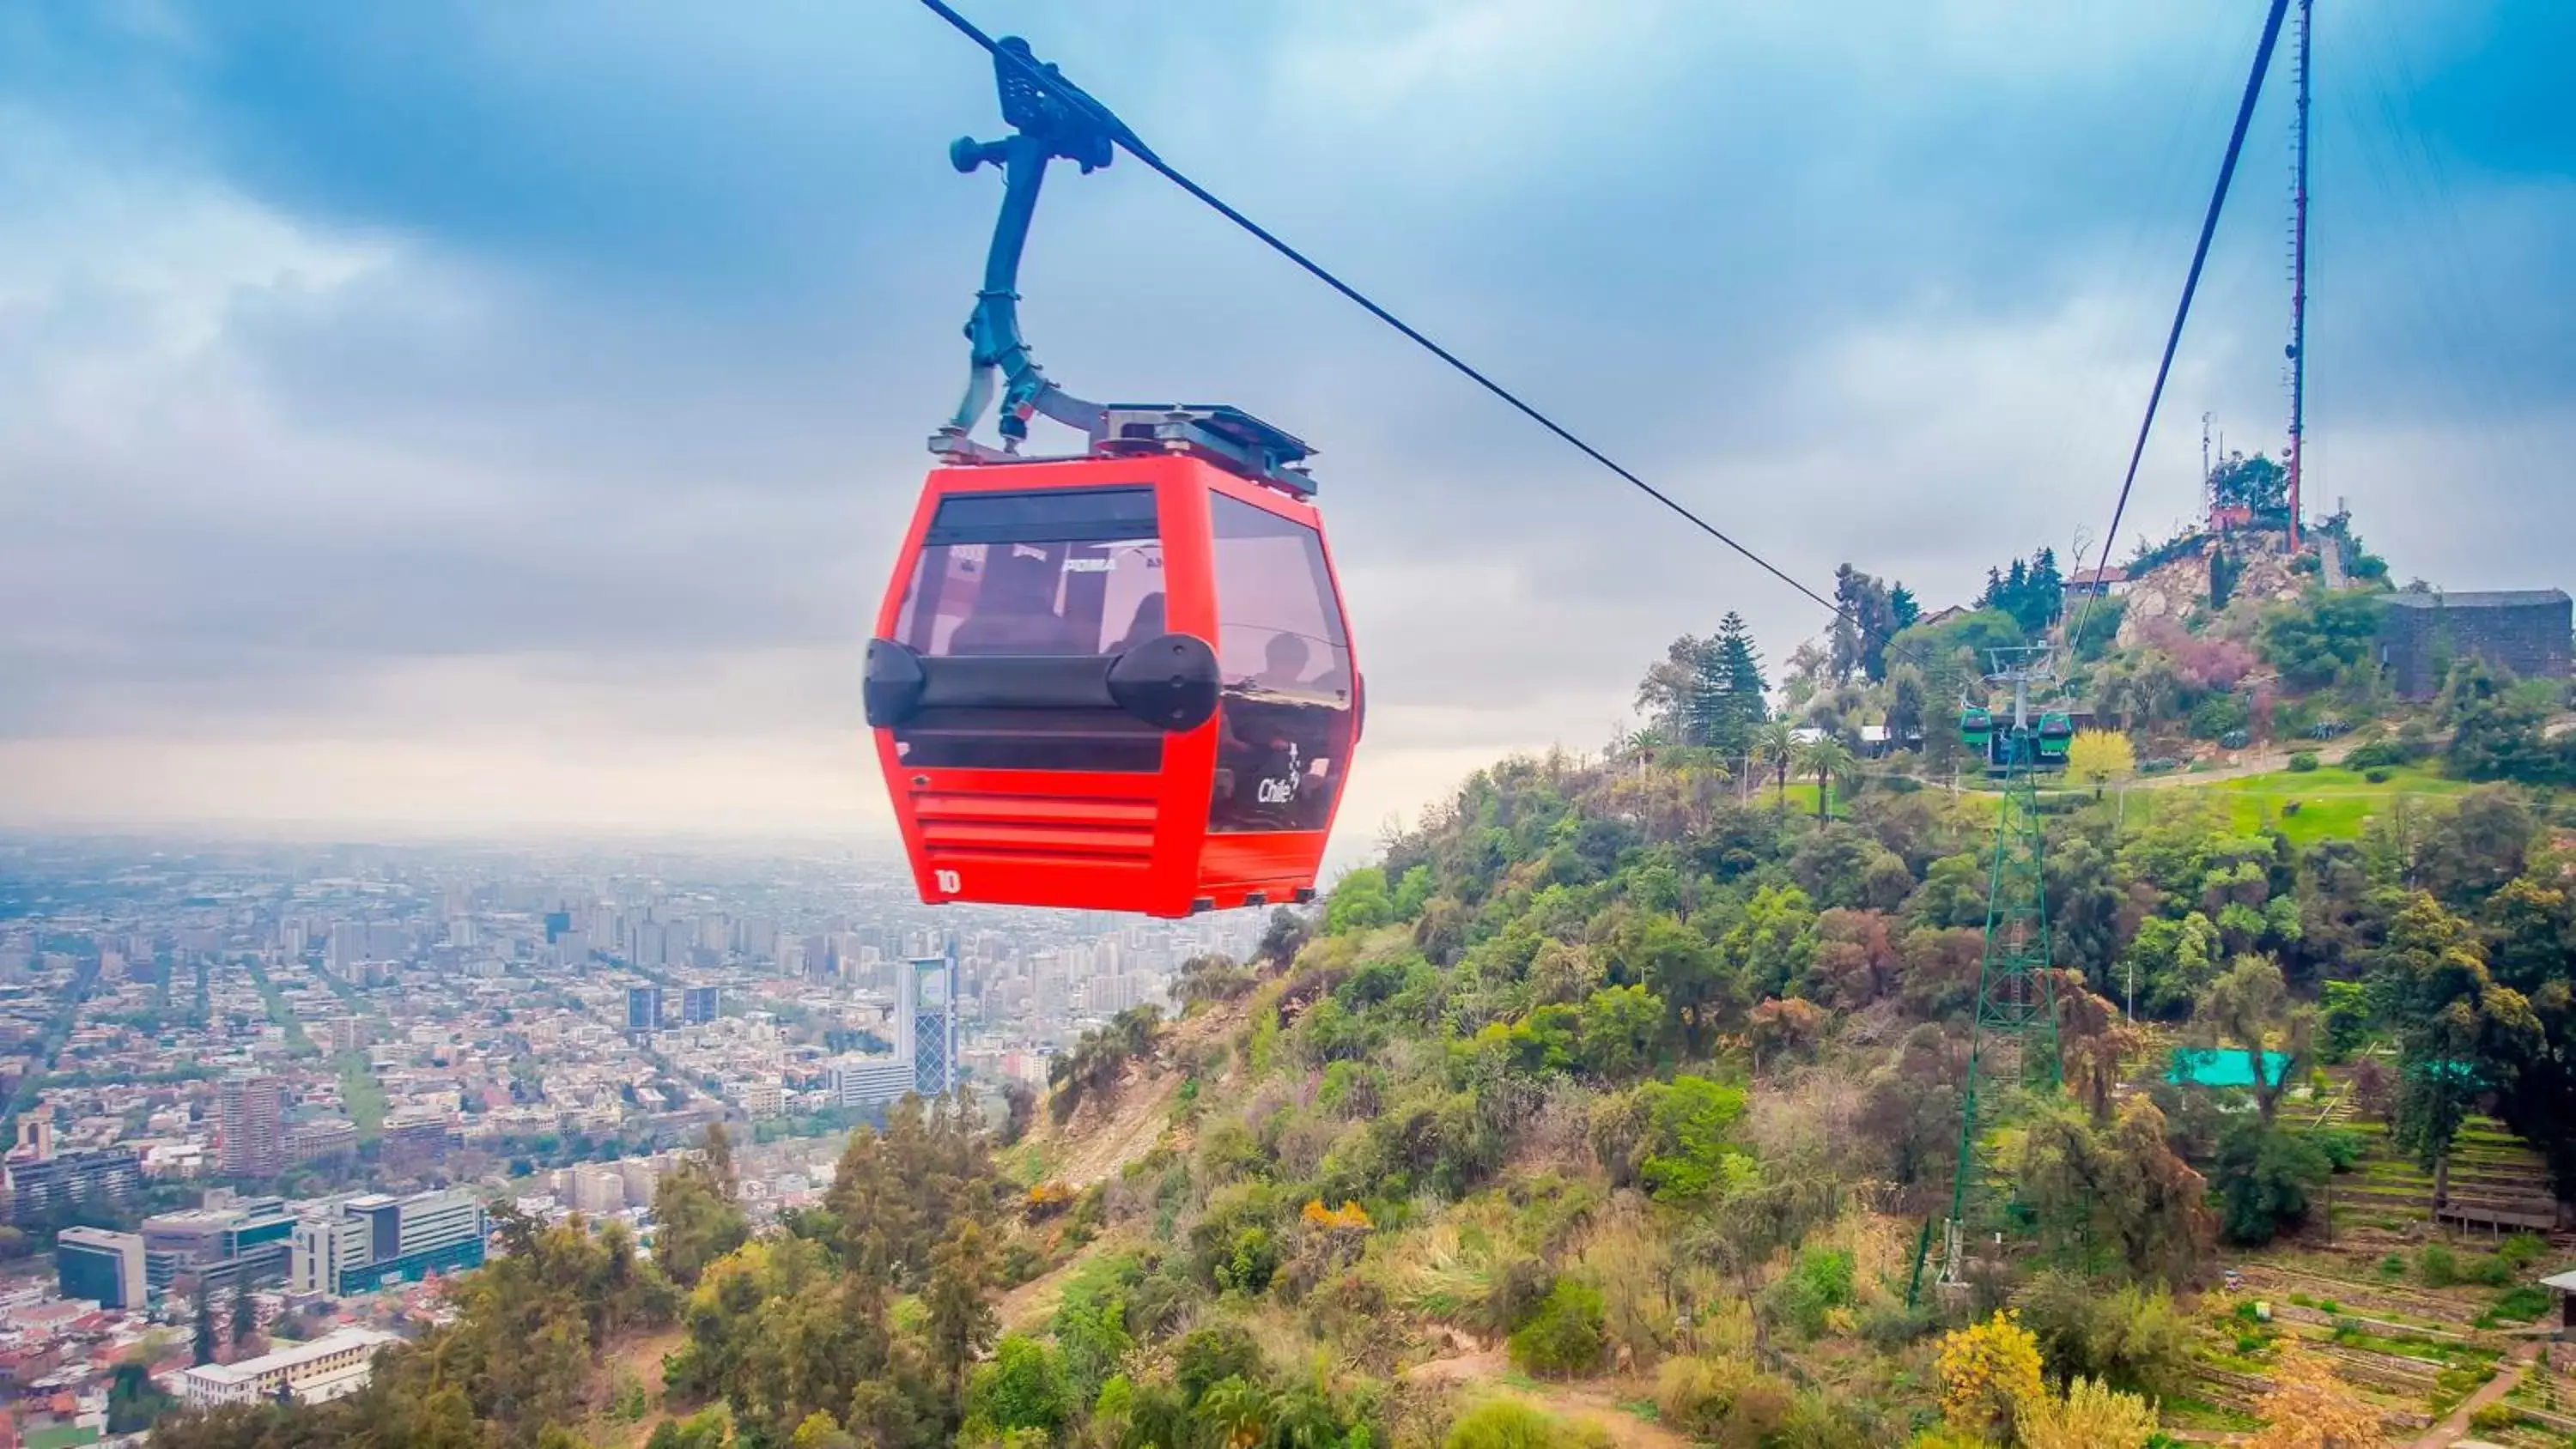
[1913, 647, 2063, 1301]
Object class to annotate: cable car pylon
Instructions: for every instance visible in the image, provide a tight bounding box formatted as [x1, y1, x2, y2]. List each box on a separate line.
[1910, 645, 2064, 1305]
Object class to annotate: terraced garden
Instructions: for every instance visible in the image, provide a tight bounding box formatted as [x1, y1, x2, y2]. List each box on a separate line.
[2153, 1062, 2576, 1441]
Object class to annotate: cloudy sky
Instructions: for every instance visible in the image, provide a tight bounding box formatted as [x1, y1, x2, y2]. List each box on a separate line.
[2, 0, 2567, 846]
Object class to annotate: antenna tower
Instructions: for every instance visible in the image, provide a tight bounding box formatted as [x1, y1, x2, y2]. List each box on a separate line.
[2285, 0, 2312, 549]
[2200, 411, 2215, 524]
[1910, 645, 2063, 1303]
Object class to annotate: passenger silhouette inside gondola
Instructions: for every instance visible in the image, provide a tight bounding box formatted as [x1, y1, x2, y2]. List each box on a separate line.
[948, 547, 1067, 655]
[1110, 591, 1166, 654]
[1252, 633, 1311, 692]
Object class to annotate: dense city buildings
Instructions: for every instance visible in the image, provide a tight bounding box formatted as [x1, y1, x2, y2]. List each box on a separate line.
[54, 1226, 146, 1309]
[289, 1187, 488, 1296]
[216, 1071, 286, 1179]
[0, 834, 1267, 1435]
[141, 1197, 297, 1294]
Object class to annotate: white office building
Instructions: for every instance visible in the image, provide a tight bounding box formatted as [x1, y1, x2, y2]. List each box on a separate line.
[179, 1326, 401, 1406]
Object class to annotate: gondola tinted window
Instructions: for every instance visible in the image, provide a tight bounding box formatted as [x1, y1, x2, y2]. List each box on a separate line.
[895, 488, 1166, 658]
[890, 487, 1168, 773]
[1205, 494, 1352, 834]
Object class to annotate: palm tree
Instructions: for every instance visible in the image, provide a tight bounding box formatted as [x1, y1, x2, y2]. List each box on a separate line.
[1795, 736, 1857, 821]
[1751, 720, 1800, 811]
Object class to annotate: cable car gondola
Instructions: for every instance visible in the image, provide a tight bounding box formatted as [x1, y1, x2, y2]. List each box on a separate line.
[1958, 705, 1993, 754]
[2034, 710, 2074, 765]
[864, 37, 1359, 918]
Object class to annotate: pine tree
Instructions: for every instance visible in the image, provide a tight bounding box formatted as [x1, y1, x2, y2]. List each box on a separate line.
[1832, 566, 1899, 682]
[923, 1219, 997, 1422]
[193, 1293, 217, 1366]
[1888, 584, 1921, 633]
[1702, 613, 1768, 759]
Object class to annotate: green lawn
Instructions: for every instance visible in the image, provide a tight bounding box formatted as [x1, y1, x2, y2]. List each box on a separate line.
[27, 1425, 101, 1449]
[2191, 763, 2472, 844]
[337, 1051, 388, 1143]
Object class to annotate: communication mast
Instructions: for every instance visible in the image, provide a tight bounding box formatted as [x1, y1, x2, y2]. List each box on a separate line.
[2285, 0, 2312, 549]
[1911, 646, 2064, 1302]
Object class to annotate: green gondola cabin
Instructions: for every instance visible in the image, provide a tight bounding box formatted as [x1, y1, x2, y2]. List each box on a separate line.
[1959, 706, 1992, 752]
[2034, 710, 2074, 763]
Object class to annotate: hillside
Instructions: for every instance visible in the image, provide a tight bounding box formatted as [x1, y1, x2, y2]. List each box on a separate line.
[138, 592, 2576, 1449]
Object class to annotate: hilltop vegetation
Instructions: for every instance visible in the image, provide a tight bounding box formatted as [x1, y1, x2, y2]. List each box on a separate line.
[138, 528, 2576, 1449]
[145, 608, 2576, 1448]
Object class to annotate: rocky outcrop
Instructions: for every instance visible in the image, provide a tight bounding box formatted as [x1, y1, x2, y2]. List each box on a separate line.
[2115, 534, 2306, 647]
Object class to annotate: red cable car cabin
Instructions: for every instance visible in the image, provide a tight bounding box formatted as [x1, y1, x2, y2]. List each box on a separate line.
[865, 446, 1360, 918]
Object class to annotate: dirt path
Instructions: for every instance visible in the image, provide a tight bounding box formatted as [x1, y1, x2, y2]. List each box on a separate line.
[1406, 1347, 1692, 1449]
[995, 1233, 1129, 1332]
[2127, 733, 2364, 789]
[596, 1326, 689, 1448]
[2406, 1338, 2537, 1449]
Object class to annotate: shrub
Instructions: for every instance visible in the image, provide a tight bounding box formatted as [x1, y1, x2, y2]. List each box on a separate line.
[1763, 1246, 1856, 1337]
[2490, 1284, 2551, 1323]
[2377, 1253, 2405, 1282]
[1482, 1258, 1557, 1339]
[2011, 1273, 2193, 1397]
[2015, 1376, 2157, 1449]
[2343, 737, 2421, 771]
[2469, 1403, 2518, 1435]
[1173, 1322, 1264, 1404]
[1509, 1278, 1608, 1378]
[969, 1335, 1073, 1437]
[2287, 751, 2320, 773]
[2312, 1126, 2364, 1171]
[1655, 1358, 1796, 1448]
[2417, 1244, 2458, 1288]
[1655, 1355, 1745, 1436]
[1935, 1311, 2045, 1440]
[1444, 1399, 1611, 1449]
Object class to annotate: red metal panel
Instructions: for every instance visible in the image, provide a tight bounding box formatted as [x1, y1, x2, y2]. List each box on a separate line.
[870, 455, 1232, 918]
[1188, 469, 1357, 906]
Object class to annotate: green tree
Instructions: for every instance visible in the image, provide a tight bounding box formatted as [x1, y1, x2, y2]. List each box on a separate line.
[2440, 657, 2564, 785]
[1634, 1076, 1751, 1203]
[107, 1358, 175, 1434]
[2260, 591, 2383, 689]
[1325, 868, 1395, 933]
[2211, 1119, 2330, 1246]
[1794, 736, 1857, 821]
[1572, 985, 1663, 1081]
[923, 1219, 998, 1416]
[1714, 885, 1819, 1003]
[229, 1283, 257, 1348]
[193, 1292, 217, 1366]
[1832, 565, 1900, 683]
[2198, 955, 2300, 1124]
[1507, 1277, 1607, 1378]
[653, 1125, 750, 1289]
[2209, 451, 2287, 517]
[969, 1334, 1072, 1437]
[1751, 719, 1800, 810]
[2379, 892, 2542, 1208]
[1633, 616, 1769, 755]
[2065, 729, 2135, 799]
